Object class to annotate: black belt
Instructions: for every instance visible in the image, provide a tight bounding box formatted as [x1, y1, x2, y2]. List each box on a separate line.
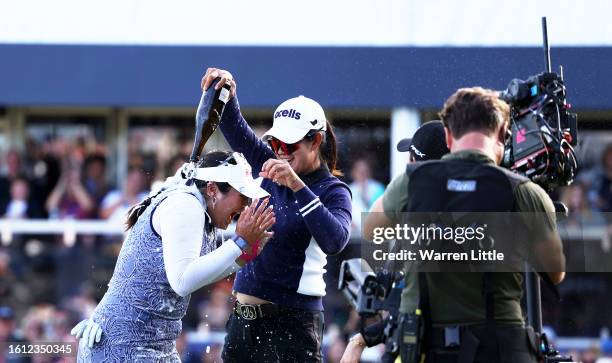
[233, 301, 299, 320]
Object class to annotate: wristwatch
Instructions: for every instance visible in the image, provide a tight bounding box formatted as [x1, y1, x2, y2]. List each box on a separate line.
[232, 235, 249, 252]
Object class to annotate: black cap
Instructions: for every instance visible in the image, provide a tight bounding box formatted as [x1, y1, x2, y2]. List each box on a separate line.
[396, 120, 449, 161]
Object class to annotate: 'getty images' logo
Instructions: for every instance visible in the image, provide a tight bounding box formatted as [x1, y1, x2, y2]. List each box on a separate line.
[274, 109, 301, 120]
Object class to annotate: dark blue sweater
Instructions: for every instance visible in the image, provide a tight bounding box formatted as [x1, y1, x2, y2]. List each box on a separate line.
[220, 96, 352, 311]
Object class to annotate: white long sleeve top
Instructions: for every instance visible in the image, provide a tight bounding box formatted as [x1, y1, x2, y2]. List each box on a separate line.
[151, 192, 242, 297]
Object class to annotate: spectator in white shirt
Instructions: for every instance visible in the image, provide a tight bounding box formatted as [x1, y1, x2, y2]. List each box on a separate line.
[2, 177, 44, 219]
[99, 168, 148, 223]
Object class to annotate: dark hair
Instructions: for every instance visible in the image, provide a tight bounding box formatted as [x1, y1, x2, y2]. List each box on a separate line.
[318, 120, 342, 177]
[125, 150, 234, 231]
[191, 150, 235, 194]
[438, 87, 509, 139]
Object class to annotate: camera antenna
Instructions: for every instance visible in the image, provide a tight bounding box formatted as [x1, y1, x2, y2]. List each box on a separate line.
[526, 16, 553, 335]
[542, 17, 552, 73]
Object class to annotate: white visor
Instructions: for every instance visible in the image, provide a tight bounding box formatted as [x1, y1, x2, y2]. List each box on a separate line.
[192, 152, 269, 199]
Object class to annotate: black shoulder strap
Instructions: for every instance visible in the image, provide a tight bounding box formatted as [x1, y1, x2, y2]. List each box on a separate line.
[409, 162, 432, 337]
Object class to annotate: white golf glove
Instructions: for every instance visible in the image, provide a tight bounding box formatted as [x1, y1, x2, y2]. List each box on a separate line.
[70, 318, 103, 348]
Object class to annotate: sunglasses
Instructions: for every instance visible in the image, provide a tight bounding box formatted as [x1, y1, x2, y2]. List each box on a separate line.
[268, 138, 301, 155]
[267, 130, 322, 155]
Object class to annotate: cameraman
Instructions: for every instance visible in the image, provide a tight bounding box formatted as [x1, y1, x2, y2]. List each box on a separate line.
[362, 87, 565, 363]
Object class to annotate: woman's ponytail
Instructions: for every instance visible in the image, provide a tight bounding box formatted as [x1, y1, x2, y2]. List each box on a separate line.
[320, 120, 342, 177]
[125, 193, 157, 231]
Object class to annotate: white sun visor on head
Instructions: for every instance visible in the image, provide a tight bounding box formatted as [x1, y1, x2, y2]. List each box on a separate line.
[193, 152, 269, 199]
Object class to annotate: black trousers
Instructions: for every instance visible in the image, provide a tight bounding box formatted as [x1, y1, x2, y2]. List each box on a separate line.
[221, 309, 324, 363]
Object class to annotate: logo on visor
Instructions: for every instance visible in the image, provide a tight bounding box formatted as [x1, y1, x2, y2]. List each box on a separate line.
[242, 163, 251, 177]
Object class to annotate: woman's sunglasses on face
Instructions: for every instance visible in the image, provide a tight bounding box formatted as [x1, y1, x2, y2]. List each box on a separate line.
[268, 138, 301, 155]
[267, 130, 320, 155]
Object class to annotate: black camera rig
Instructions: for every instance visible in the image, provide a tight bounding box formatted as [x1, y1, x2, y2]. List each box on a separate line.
[500, 18, 578, 192]
[338, 258, 405, 358]
[501, 18, 577, 362]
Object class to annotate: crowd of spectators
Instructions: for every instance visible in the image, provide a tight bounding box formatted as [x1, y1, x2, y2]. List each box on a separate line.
[0, 137, 148, 222]
[2, 133, 612, 362]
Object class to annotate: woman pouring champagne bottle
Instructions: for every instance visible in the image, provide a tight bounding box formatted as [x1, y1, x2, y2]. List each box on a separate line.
[202, 68, 352, 363]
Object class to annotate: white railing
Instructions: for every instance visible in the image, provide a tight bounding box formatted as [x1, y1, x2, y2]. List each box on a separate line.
[1, 218, 608, 239]
[0, 219, 240, 246]
[0, 219, 608, 245]
[0, 219, 125, 247]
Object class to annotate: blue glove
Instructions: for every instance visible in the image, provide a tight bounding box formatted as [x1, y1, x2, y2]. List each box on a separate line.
[70, 319, 103, 348]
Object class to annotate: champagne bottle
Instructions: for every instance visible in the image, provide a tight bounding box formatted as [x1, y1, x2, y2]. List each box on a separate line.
[189, 78, 232, 163]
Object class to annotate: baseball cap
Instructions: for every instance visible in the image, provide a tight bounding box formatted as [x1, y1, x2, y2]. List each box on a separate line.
[192, 152, 269, 200]
[262, 95, 327, 144]
[396, 120, 449, 161]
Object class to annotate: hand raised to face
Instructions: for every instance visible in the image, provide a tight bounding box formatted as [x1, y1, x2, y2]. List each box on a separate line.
[235, 198, 275, 246]
[260, 159, 305, 192]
